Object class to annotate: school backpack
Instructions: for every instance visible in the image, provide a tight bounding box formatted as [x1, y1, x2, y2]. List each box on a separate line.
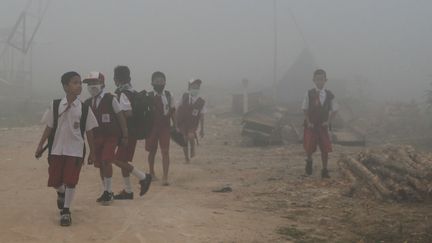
[47, 99, 89, 159]
[119, 90, 154, 140]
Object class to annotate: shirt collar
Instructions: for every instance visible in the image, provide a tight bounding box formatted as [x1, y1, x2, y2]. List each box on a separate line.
[314, 86, 325, 93]
[61, 96, 80, 107]
[154, 90, 165, 97]
[96, 89, 106, 100]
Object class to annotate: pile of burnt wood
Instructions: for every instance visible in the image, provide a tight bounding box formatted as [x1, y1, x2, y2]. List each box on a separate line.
[338, 145, 432, 202]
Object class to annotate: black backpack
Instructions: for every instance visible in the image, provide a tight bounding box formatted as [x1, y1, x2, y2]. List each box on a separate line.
[119, 90, 154, 140]
[47, 99, 89, 160]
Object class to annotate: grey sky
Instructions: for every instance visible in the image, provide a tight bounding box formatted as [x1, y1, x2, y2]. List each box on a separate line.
[1, 0, 431, 100]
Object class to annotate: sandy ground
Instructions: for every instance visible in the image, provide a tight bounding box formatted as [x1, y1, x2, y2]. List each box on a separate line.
[0, 112, 432, 243]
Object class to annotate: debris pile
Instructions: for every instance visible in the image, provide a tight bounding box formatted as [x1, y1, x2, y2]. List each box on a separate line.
[338, 145, 432, 202]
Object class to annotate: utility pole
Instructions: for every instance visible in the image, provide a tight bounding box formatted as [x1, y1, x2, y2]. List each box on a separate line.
[273, 0, 278, 101]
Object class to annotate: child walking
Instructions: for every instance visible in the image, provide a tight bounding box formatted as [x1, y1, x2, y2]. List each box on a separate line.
[35, 71, 98, 226]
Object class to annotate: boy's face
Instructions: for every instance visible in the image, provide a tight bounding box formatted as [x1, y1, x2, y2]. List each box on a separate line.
[114, 76, 130, 87]
[313, 74, 327, 90]
[152, 77, 166, 85]
[63, 75, 82, 96]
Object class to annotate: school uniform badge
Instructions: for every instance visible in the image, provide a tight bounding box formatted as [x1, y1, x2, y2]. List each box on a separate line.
[102, 114, 111, 123]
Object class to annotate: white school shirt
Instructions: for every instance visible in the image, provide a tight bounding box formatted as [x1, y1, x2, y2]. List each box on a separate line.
[92, 90, 122, 114]
[301, 88, 338, 112]
[118, 87, 135, 112]
[43, 97, 98, 158]
[176, 92, 207, 114]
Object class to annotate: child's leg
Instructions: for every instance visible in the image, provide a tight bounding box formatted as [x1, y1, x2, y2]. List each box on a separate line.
[148, 149, 157, 177]
[182, 140, 190, 163]
[146, 130, 159, 177]
[113, 160, 133, 193]
[161, 149, 170, 185]
[98, 167, 104, 191]
[160, 128, 171, 185]
[63, 186, 75, 210]
[318, 128, 332, 178]
[56, 184, 66, 210]
[321, 152, 328, 170]
[102, 161, 113, 193]
[303, 128, 317, 175]
[190, 137, 196, 158]
[61, 156, 83, 226]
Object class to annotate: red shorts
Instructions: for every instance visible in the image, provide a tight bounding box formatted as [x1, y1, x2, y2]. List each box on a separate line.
[303, 127, 333, 154]
[116, 137, 137, 162]
[145, 126, 170, 152]
[94, 136, 118, 168]
[48, 155, 83, 188]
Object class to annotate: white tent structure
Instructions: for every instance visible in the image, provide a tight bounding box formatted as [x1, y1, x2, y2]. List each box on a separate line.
[276, 48, 318, 104]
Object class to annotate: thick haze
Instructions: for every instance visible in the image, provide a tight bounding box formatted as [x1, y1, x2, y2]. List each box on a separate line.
[1, 0, 431, 101]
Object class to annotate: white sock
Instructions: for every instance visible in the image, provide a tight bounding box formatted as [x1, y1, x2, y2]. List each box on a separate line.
[123, 176, 133, 193]
[64, 187, 75, 209]
[56, 185, 65, 194]
[131, 168, 146, 180]
[104, 177, 112, 193]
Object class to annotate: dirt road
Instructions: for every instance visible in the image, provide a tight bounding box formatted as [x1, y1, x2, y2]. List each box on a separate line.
[0, 113, 431, 243]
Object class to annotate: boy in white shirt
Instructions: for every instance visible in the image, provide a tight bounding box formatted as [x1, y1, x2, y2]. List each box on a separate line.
[302, 69, 338, 178]
[35, 71, 98, 226]
[112, 66, 152, 200]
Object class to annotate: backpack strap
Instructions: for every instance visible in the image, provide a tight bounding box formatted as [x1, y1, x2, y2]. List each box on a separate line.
[165, 90, 172, 107]
[48, 99, 61, 155]
[80, 102, 89, 138]
[79, 102, 90, 164]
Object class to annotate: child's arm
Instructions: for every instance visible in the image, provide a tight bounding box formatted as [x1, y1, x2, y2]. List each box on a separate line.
[86, 130, 96, 165]
[35, 126, 53, 158]
[327, 110, 338, 130]
[303, 110, 313, 128]
[115, 111, 129, 146]
[171, 108, 177, 129]
[199, 114, 205, 138]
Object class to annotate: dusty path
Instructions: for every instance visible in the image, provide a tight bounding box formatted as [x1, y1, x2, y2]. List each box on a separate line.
[0, 113, 431, 243]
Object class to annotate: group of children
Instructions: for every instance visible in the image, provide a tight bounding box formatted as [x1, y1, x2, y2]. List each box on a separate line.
[35, 66, 206, 226]
[34, 66, 336, 227]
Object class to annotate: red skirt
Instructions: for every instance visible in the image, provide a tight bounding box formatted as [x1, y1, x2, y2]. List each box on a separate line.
[303, 127, 332, 154]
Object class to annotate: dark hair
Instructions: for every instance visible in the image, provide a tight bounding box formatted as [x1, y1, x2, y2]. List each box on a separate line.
[61, 71, 80, 86]
[313, 69, 326, 78]
[151, 71, 166, 82]
[114, 65, 131, 82]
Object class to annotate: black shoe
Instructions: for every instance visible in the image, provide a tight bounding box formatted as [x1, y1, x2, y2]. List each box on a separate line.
[57, 192, 65, 210]
[139, 174, 152, 196]
[321, 169, 330, 179]
[113, 190, 134, 200]
[305, 158, 313, 175]
[60, 209, 72, 226]
[98, 191, 113, 206]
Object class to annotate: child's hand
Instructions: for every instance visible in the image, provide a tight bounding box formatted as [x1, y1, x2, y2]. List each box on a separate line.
[35, 145, 43, 159]
[87, 151, 96, 165]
